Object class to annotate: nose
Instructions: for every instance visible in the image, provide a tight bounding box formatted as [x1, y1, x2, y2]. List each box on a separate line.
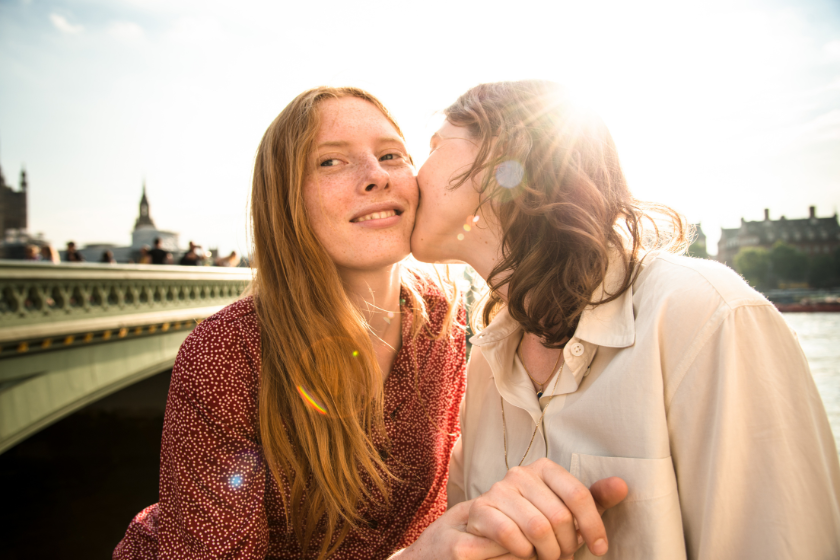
[360, 155, 390, 193]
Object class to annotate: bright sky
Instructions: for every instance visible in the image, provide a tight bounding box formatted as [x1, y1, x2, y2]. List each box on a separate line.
[1, 0, 839, 256]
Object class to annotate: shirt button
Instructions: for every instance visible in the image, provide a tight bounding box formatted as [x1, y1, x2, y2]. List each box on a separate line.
[569, 342, 585, 357]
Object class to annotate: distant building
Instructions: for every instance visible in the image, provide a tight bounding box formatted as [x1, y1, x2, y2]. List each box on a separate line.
[130, 183, 179, 252]
[717, 207, 840, 265]
[0, 163, 50, 259]
[0, 163, 27, 236]
[73, 184, 180, 263]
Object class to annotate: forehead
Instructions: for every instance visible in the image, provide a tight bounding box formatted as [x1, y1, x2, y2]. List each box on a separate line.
[434, 120, 473, 141]
[315, 96, 400, 142]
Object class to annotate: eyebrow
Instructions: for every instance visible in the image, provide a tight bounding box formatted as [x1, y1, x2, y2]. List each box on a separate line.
[315, 136, 406, 150]
[316, 140, 351, 149]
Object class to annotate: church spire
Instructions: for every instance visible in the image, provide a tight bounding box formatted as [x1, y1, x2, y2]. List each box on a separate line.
[134, 180, 156, 230]
[19, 167, 27, 191]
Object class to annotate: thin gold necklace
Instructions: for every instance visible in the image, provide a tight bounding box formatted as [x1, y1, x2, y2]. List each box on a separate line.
[517, 342, 559, 398]
[501, 351, 564, 470]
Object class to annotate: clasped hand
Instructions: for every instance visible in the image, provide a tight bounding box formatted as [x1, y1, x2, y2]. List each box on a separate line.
[398, 458, 628, 560]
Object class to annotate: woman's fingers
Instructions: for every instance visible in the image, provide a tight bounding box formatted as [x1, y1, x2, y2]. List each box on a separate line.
[447, 501, 511, 558]
[463, 459, 628, 559]
[449, 533, 511, 560]
[504, 466, 580, 558]
[400, 500, 511, 560]
[448, 500, 473, 529]
[528, 458, 612, 557]
[467, 498, 538, 559]
[589, 476, 629, 514]
[467, 464, 588, 560]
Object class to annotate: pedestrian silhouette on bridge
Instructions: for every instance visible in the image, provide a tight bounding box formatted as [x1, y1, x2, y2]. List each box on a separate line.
[65, 241, 84, 262]
[149, 237, 172, 265]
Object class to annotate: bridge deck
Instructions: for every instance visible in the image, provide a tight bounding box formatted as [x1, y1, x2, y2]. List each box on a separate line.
[0, 261, 252, 453]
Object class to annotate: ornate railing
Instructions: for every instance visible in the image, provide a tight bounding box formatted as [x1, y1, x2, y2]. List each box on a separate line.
[0, 261, 252, 358]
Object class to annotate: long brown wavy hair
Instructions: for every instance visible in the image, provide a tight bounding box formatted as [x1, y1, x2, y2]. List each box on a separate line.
[444, 80, 690, 347]
[249, 86, 458, 557]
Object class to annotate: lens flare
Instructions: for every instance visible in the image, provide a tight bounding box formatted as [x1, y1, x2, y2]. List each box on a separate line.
[463, 224, 471, 232]
[229, 474, 243, 488]
[496, 160, 524, 188]
[457, 233, 465, 241]
[297, 385, 327, 415]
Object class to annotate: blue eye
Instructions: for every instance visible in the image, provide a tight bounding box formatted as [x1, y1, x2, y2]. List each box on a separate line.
[320, 158, 339, 167]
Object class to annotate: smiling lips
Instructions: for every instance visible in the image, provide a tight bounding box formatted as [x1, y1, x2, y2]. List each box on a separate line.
[351, 210, 399, 223]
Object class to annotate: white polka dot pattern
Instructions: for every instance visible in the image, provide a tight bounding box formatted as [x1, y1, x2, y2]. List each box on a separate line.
[113, 285, 466, 560]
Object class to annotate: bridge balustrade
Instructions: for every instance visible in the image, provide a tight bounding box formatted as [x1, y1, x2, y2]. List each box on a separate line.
[0, 261, 252, 454]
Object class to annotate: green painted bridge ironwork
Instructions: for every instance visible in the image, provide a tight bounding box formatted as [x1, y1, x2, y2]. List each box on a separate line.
[0, 261, 252, 454]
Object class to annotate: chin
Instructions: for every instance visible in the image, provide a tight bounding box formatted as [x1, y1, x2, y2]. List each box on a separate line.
[353, 246, 412, 270]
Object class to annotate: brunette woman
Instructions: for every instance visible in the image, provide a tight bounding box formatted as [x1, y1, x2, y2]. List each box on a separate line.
[411, 80, 840, 559]
[113, 86, 619, 560]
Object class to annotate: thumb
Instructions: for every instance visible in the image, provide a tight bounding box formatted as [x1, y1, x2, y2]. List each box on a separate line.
[590, 477, 629, 515]
[446, 500, 474, 530]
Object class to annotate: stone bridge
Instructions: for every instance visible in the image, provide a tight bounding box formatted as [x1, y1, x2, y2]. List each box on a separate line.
[0, 261, 252, 454]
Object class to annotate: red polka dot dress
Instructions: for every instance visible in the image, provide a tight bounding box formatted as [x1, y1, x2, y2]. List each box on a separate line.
[113, 284, 466, 560]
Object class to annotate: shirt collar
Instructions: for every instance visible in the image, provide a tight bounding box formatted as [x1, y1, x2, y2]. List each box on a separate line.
[469, 251, 636, 416]
[573, 250, 636, 349]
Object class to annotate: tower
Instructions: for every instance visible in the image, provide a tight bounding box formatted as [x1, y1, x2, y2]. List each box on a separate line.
[134, 182, 156, 230]
[131, 181, 178, 251]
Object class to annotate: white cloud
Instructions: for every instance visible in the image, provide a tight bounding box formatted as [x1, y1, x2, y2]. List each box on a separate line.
[49, 13, 84, 34]
[825, 39, 840, 59]
[108, 21, 145, 41]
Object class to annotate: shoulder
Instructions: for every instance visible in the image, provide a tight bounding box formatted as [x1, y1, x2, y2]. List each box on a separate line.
[185, 296, 259, 349]
[172, 296, 261, 397]
[631, 254, 786, 376]
[635, 252, 770, 312]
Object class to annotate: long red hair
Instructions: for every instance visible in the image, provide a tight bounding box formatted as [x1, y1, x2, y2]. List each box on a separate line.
[249, 86, 459, 557]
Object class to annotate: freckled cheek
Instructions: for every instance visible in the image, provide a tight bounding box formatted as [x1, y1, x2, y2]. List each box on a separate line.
[394, 171, 419, 203]
[312, 180, 355, 227]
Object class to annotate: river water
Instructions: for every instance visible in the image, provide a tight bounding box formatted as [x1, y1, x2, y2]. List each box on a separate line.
[782, 313, 840, 454]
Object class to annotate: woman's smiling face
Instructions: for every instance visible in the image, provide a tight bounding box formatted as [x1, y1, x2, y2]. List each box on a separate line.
[411, 120, 486, 264]
[303, 96, 417, 273]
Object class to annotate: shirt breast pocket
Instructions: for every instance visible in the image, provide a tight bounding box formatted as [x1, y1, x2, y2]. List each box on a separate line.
[570, 453, 686, 560]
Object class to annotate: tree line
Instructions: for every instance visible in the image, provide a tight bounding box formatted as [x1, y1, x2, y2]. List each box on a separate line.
[731, 242, 840, 290]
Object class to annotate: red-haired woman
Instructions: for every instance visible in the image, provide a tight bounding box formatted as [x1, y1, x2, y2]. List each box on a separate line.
[411, 80, 840, 559]
[113, 87, 620, 560]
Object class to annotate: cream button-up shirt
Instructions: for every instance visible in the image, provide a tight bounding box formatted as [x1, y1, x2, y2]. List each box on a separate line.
[449, 252, 840, 559]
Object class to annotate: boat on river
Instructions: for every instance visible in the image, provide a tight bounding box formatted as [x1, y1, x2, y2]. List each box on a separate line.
[775, 301, 840, 312]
